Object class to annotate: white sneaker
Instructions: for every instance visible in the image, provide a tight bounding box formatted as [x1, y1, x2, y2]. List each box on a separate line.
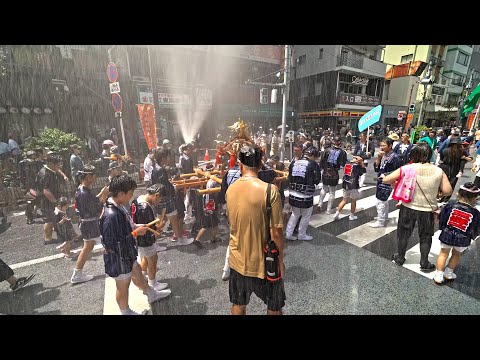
[122, 308, 142, 315]
[456, 172, 463, 178]
[325, 209, 334, 215]
[298, 235, 313, 241]
[349, 214, 358, 221]
[222, 268, 230, 281]
[152, 282, 169, 291]
[433, 271, 444, 284]
[285, 235, 297, 241]
[444, 267, 457, 280]
[146, 288, 171, 303]
[183, 216, 195, 224]
[70, 272, 94, 284]
[156, 244, 167, 252]
[179, 236, 194, 245]
[368, 221, 386, 228]
[333, 211, 340, 221]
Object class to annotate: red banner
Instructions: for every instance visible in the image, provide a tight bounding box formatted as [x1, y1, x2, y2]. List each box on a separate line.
[137, 104, 157, 151]
[467, 113, 475, 130]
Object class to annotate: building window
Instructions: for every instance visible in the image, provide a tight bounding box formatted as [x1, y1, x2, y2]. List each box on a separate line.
[318, 48, 323, 60]
[452, 74, 465, 86]
[447, 94, 459, 107]
[315, 81, 322, 95]
[297, 54, 306, 66]
[384, 82, 390, 100]
[400, 54, 413, 63]
[457, 52, 469, 66]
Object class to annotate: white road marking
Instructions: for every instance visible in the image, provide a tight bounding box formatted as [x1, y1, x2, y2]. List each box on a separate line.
[309, 194, 379, 228]
[10, 244, 104, 270]
[11, 211, 26, 217]
[337, 210, 400, 247]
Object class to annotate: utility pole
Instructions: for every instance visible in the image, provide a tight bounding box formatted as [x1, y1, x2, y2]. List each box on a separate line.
[280, 45, 290, 162]
[245, 45, 290, 161]
[416, 61, 433, 127]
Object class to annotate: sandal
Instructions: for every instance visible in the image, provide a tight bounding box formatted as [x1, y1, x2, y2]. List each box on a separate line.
[11, 274, 36, 292]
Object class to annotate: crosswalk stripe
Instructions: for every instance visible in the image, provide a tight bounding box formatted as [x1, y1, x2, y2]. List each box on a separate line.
[401, 230, 442, 280]
[337, 210, 400, 247]
[309, 194, 378, 228]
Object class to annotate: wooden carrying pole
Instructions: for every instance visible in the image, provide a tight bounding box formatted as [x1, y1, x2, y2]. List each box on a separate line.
[198, 187, 221, 195]
[194, 168, 223, 185]
[180, 170, 220, 179]
[173, 179, 208, 189]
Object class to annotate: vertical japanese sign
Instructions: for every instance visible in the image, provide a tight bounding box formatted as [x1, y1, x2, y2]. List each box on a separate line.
[137, 104, 157, 150]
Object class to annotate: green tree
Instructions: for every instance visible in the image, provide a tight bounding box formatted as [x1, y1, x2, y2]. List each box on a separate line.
[24, 127, 84, 175]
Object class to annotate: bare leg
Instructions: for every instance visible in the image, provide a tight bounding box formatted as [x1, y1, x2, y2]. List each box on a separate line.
[436, 248, 450, 272]
[267, 309, 282, 315]
[147, 254, 158, 281]
[115, 277, 131, 311]
[74, 240, 95, 270]
[130, 262, 150, 292]
[231, 304, 246, 315]
[141, 257, 148, 273]
[64, 240, 73, 256]
[196, 228, 207, 241]
[350, 199, 356, 214]
[446, 249, 462, 270]
[169, 214, 183, 237]
[211, 226, 218, 241]
[44, 222, 54, 241]
[5, 275, 17, 287]
[337, 198, 348, 212]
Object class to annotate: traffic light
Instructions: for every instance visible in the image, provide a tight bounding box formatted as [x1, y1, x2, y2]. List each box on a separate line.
[409, 103, 415, 114]
[260, 88, 268, 104]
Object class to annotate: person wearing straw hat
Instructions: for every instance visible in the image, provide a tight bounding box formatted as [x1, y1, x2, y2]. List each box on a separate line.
[388, 133, 400, 150]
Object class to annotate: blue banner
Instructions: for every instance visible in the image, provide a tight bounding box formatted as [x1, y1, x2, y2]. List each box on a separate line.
[358, 105, 382, 132]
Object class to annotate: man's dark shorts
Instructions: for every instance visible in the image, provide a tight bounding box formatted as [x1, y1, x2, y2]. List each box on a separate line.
[229, 268, 286, 312]
[41, 200, 55, 223]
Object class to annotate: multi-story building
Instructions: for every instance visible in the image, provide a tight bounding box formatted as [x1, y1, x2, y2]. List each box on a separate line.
[0, 45, 286, 157]
[107, 45, 288, 149]
[468, 45, 480, 90]
[0, 45, 125, 148]
[289, 45, 386, 134]
[382, 45, 476, 128]
[443, 45, 473, 110]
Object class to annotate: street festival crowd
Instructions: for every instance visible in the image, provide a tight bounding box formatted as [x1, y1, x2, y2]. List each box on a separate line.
[1, 121, 480, 315]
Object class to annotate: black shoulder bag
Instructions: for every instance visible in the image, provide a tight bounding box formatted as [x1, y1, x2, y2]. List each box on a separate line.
[264, 183, 282, 282]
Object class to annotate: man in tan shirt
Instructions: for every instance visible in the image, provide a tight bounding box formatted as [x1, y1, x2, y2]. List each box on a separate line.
[226, 145, 285, 315]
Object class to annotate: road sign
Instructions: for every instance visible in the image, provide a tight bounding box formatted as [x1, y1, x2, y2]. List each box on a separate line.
[109, 82, 121, 94]
[112, 93, 123, 112]
[107, 62, 118, 83]
[397, 112, 404, 120]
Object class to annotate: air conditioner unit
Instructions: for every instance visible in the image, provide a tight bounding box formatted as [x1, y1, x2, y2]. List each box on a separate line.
[132, 76, 150, 82]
